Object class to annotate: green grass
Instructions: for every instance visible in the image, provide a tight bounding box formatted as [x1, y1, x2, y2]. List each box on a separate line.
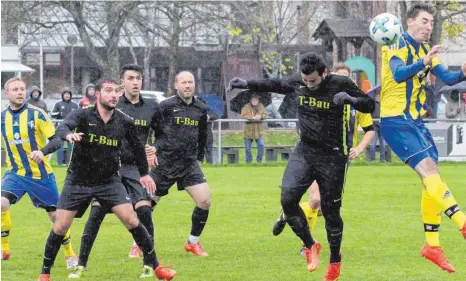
[2, 164, 466, 281]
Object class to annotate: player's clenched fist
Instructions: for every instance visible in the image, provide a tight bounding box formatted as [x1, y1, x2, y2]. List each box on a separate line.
[28, 150, 44, 163]
[229, 77, 248, 90]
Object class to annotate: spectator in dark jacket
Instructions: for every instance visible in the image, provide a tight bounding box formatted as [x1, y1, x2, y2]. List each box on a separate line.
[51, 87, 79, 166]
[28, 85, 48, 112]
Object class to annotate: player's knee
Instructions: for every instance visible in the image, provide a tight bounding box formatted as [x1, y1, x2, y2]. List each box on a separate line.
[53, 221, 70, 236]
[322, 207, 343, 230]
[281, 188, 302, 213]
[122, 215, 140, 230]
[1, 197, 10, 212]
[310, 198, 321, 210]
[196, 198, 211, 209]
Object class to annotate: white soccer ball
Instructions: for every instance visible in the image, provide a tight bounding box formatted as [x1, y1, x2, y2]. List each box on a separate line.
[369, 13, 403, 46]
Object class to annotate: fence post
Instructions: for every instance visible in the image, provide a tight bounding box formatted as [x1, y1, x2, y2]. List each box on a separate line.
[217, 120, 222, 164]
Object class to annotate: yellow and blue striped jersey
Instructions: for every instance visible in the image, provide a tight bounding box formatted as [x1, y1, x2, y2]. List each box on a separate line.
[346, 105, 373, 149]
[381, 32, 465, 119]
[1, 103, 55, 179]
[381, 34, 442, 119]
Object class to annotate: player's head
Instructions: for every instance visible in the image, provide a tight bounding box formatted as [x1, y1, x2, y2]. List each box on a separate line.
[4, 77, 27, 109]
[120, 64, 143, 98]
[299, 52, 328, 90]
[332, 62, 351, 77]
[175, 71, 195, 101]
[95, 77, 119, 110]
[250, 94, 259, 106]
[405, 3, 435, 43]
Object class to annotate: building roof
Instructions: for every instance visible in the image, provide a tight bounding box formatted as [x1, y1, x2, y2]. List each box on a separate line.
[312, 19, 370, 39]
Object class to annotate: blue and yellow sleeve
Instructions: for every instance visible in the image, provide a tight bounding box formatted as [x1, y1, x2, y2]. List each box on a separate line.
[37, 109, 56, 139]
[357, 112, 373, 128]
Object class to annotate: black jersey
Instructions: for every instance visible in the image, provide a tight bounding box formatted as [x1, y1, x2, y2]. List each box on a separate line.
[117, 95, 163, 166]
[154, 95, 208, 177]
[56, 106, 148, 185]
[247, 73, 374, 154]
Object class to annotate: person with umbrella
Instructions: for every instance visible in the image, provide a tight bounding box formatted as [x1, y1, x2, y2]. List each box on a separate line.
[240, 93, 268, 164]
[229, 52, 374, 281]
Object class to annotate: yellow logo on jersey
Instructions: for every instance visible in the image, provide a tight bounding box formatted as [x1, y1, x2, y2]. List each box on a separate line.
[299, 96, 330, 109]
[134, 119, 147, 126]
[175, 117, 199, 126]
[88, 133, 118, 146]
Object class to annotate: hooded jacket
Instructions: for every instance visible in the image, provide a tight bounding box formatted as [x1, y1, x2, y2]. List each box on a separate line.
[51, 87, 79, 119]
[79, 83, 96, 108]
[28, 86, 48, 112]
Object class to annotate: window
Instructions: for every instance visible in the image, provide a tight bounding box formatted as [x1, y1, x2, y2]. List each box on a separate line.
[25, 53, 40, 65]
[45, 53, 61, 66]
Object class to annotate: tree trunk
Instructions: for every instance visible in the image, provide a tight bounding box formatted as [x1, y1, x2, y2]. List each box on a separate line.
[374, 1, 387, 85]
[430, 5, 443, 45]
[167, 45, 179, 97]
[143, 45, 152, 90]
[399, 1, 408, 31]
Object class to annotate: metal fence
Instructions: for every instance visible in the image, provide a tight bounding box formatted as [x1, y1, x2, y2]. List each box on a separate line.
[4, 118, 461, 166]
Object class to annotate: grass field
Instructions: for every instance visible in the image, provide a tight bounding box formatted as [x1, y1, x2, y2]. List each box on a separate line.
[1, 163, 466, 281]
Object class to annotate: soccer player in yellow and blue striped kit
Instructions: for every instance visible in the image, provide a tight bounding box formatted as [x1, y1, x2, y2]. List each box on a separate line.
[380, 4, 466, 273]
[1, 78, 77, 268]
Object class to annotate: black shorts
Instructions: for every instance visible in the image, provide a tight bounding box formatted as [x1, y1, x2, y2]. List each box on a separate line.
[281, 141, 349, 208]
[58, 176, 132, 218]
[120, 164, 157, 207]
[150, 164, 207, 197]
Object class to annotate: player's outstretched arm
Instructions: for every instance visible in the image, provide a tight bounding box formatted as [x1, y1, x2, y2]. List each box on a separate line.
[56, 108, 84, 142]
[431, 62, 466, 86]
[229, 75, 295, 94]
[336, 77, 375, 113]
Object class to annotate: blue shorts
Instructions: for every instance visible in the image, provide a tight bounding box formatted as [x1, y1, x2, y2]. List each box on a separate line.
[1, 172, 59, 209]
[380, 116, 438, 169]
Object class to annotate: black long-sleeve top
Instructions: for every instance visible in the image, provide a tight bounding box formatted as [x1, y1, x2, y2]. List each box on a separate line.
[154, 95, 208, 177]
[247, 73, 374, 155]
[117, 95, 164, 165]
[56, 106, 148, 185]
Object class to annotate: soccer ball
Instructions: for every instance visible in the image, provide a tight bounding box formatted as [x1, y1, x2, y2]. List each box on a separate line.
[369, 13, 403, 46]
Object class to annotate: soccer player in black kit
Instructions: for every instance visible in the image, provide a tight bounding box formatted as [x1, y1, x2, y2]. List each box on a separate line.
[229, 53, 374, 281]
[36, 78, 176, 281]
[145, 71, 211, 257]
[69, 65, 167, 279]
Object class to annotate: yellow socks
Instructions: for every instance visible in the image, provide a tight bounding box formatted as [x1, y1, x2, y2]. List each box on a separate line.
[62, 228, 75, 257]
[421, 189, 441, 246]
[300, 202, 319, 233]
[423, 174, 466, 230]
[1, 210, 12, 253]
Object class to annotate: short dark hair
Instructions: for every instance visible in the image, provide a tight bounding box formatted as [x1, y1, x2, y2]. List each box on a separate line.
[406, 3, 435, 21]
[120, 64, 143, 79]
[299, 52, 327, 76]
[95, 77, 118, 92]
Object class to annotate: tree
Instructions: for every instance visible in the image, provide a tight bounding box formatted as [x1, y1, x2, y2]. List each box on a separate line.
[131, 2, 229, 95]
[58, 1, 140, 78]
[227, 0, 321, 78]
